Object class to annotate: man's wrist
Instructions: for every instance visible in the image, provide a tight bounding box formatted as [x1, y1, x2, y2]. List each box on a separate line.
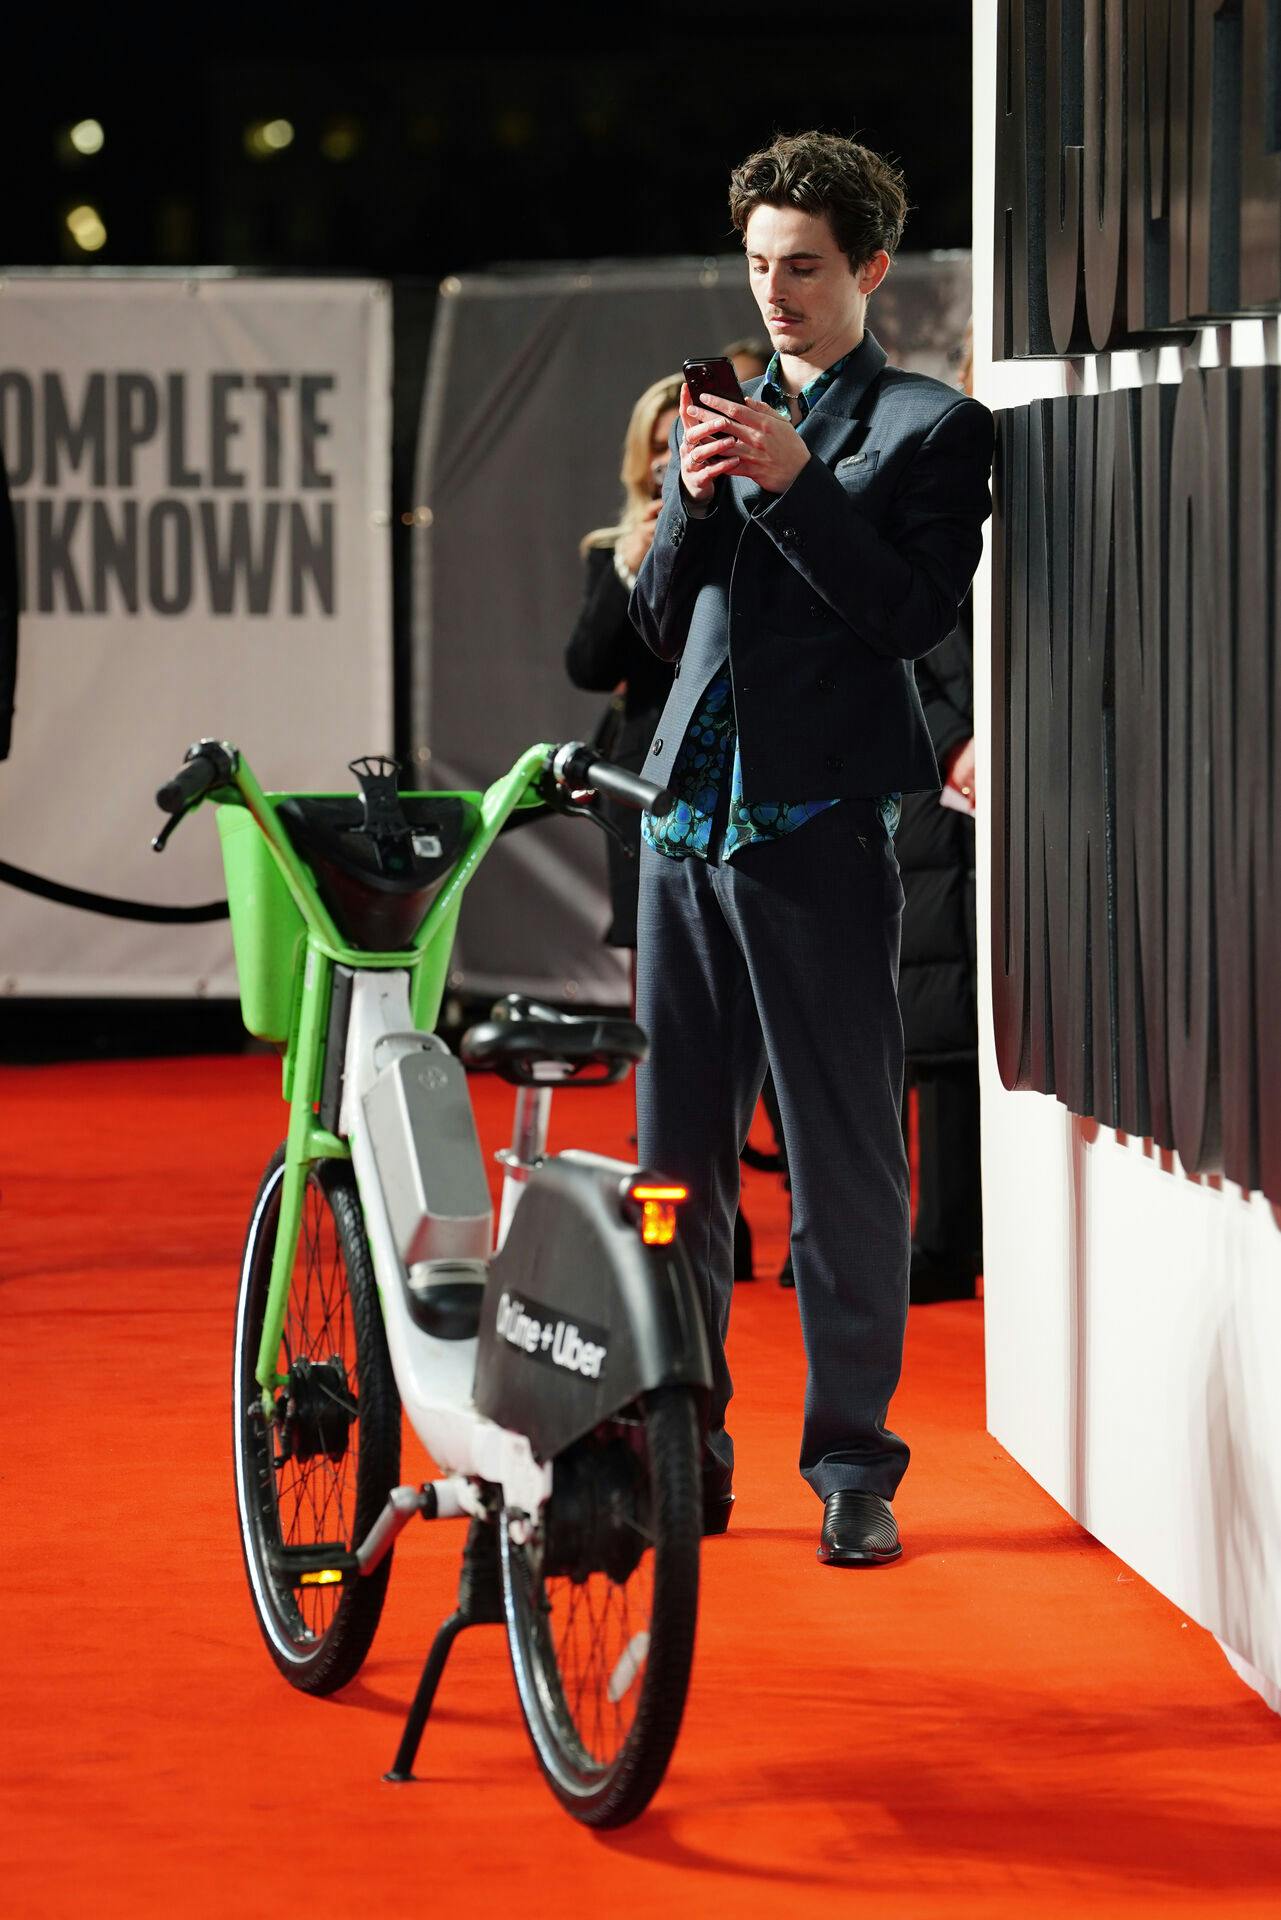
[678, 476, 715, 519]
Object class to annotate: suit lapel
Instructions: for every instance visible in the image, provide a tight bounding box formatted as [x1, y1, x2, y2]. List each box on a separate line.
[729, 332, 887, 511]
[795, 330, 888, 466]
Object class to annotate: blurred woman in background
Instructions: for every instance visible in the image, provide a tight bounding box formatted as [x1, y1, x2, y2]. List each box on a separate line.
[566, 372, 681, 948]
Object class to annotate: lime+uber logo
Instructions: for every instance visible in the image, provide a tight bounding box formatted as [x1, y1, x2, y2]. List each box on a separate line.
[494, 1290, 608, 1382]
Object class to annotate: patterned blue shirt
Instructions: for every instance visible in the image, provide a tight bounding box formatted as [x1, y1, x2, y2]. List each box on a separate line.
[643, 351, 898, 861]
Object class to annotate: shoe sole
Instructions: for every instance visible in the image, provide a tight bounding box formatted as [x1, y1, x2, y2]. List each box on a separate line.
[816, 1542, 903, 1567]
[702, 1495, 734, 1538]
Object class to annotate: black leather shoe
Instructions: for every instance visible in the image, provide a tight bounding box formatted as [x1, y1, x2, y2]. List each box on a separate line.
[702, 1463, 734, 1537]
[817, 1491, 902, 1567]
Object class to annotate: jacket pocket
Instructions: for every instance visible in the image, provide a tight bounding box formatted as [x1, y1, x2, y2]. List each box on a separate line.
[835, 448, 880, 486]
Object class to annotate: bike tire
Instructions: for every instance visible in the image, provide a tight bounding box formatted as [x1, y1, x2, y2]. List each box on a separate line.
[232, 1145, 401, 1695]
[500, 1385, 701, 1828]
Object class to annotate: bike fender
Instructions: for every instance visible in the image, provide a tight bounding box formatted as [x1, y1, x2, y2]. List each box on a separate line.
[473, 1153, 711, 1461]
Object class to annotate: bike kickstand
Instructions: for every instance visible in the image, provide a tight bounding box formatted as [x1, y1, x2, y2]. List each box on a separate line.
[383, 1514, 506, 1784]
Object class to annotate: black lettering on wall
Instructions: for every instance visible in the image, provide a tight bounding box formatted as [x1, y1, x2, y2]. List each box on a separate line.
[1164, 370, 1219, 1169]
[0, 368, 347, 618]
[299, 376, 335, 489]
[0, 374, 35, 487]
[147, 499, 193, 615]
[210, 373, 246, 488]
[995, 0, 1281, 355]
[165, 373, 202, 489]
[1045, 0, 1089, 352]
[1083, 0, 1129, 348]
[288, 502, 335, 613]
[1110, 381, 1175, 1146]
[1126, 0, 1174, 333]
[991, 407, 1031, 1085]
[90, 499, 139, 614]
[37, 499, 83, 613]
[992, 367, 1281, 1206]
[115, 374, 159, 487]
[254, 374, 291, 489]
[200, 501, 281, 614]
[996, 0, 1054, 356]
[43, 373, 106, 488]
[1239, 0, 1281, 307]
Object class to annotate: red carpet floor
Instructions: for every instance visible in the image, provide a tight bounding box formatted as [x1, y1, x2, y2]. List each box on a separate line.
[4, 1055, 1281, 1918]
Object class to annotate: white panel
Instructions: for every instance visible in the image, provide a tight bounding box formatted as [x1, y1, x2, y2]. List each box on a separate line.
[972, 0, 1281, 1710]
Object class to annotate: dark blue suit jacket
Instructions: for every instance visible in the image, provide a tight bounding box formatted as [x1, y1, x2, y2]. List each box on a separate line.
[629, 331, 994, 801]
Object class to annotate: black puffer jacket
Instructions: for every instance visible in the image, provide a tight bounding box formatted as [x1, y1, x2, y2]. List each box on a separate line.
[897, 602, 976, 1064]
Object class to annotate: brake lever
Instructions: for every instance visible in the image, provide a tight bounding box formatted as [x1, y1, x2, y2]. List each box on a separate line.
[151, 806, 193, 854]
[579, 803, 634, 858]
[534, 769, 635, 858]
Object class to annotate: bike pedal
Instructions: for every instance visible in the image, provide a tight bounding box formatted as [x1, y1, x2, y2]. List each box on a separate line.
[266, 1543, 361, 1588]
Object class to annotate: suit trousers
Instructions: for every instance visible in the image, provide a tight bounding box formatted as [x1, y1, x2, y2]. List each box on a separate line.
[635, 799, 912, 1501]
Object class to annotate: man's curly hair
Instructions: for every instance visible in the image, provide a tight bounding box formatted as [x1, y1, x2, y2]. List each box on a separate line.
[729, 131, 909, 269]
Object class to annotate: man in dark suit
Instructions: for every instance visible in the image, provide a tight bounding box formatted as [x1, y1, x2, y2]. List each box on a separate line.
[630, 130, 993, 1567]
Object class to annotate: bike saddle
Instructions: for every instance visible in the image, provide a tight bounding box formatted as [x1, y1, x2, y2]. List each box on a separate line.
[278, 757, 478, 951]
[460, 994, 649, 1087]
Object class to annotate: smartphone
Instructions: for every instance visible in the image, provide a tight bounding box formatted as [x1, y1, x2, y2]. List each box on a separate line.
[682, 356, 745, 410]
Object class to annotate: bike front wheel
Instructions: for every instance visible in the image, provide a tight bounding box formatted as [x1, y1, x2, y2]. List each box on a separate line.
[500, 1386, 701, 1827]
[232, 1146, 401, 1695]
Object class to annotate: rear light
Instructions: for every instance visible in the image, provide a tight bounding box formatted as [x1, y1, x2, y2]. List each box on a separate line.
[621, 1176, 688, 1247]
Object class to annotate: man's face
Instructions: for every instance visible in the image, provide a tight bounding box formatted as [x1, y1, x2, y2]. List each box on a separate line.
[743, 203, 885, 363]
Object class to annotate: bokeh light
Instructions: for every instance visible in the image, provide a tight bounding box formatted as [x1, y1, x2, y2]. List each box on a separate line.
[65, 204, 107, 252]
[68, 119, 105, 156]
[320, 116, 362, 162]
[245, 118, 295, 159]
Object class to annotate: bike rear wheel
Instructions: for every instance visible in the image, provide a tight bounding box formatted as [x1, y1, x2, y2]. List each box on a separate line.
[500, 1386, 701, 1827]
[232, 1146, 401, 1694]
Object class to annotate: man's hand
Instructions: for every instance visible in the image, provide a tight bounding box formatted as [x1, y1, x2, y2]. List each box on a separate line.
[617, 498, 663, 576]
[677, 382, 742, 504]
[694, 391, 811, 495]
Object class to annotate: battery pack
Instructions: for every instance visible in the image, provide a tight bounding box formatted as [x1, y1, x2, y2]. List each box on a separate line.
[362, 1042, 493, 1265]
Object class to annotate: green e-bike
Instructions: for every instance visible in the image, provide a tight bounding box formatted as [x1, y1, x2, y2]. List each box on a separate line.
[154, 737, 711, 1828]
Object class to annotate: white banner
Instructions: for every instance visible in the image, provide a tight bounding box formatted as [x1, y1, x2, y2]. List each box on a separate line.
[0, 273, 392, 995]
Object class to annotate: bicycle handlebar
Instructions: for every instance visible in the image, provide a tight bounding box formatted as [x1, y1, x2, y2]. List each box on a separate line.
[551, 742, 673, 817]
[155, 740, 238, 815]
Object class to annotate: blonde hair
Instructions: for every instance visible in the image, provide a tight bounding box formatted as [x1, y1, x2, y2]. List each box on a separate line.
[582, 373, 683, 555]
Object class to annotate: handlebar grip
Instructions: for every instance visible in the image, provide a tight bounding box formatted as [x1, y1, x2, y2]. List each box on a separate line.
[553, 743, 673, 816]
[155, 741, 234, 814]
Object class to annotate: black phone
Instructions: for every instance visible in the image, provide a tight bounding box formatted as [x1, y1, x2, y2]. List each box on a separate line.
[682, 356, 746, 411]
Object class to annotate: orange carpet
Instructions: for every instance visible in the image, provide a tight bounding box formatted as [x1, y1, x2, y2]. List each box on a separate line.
[3, 1055, 1280, 1919]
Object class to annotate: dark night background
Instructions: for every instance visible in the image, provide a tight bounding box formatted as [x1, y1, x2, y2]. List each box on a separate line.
[7, 7, 971, 277]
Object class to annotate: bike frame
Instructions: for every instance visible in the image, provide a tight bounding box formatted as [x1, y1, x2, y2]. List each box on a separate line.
[203, 744, 552, 1425]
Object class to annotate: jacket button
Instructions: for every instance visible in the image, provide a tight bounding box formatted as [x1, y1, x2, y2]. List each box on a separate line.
[781, 526, 799, 543]
[827, 754, 844, 772]
[809, 602, 823, 616]
[652, 739, 663, 754]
